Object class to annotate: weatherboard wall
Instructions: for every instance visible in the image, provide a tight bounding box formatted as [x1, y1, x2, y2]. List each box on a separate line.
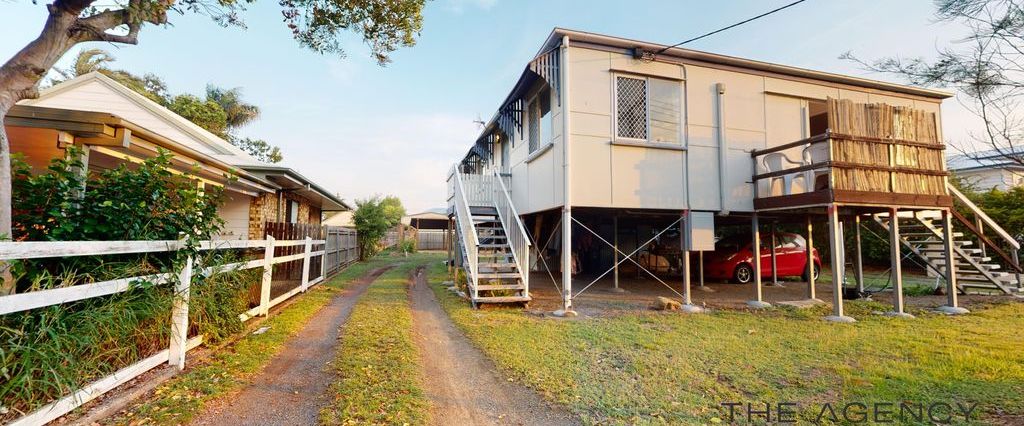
[552, 43, 946, 214]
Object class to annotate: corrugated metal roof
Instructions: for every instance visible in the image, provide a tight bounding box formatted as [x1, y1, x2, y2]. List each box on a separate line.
[948, 148, 1024, 171]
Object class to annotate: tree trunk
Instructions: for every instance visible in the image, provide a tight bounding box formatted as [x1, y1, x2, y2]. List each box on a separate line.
[0, 0, 102, 294]
[0, 106, 12, 295]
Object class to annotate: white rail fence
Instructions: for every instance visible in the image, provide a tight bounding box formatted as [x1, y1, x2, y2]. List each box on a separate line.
[0, 236, 340, 426]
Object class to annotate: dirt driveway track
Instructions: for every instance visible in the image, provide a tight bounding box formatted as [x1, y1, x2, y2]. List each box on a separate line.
[409, 267, 580, 426]
[189, 266, 392, 426]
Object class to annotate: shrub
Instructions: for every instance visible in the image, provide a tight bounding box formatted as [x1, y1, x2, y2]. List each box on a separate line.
[399, 239, 416, 255]
[0, 149, 255, 420]
[353, 195, 405, 260]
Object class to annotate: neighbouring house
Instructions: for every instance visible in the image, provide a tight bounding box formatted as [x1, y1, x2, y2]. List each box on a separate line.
[403, 209, 449, 230]
[8, 71, 349, 240]
[404, 209, 450, 251]
[948, 149, 1024, 190]
[446, 28, 1022, 318]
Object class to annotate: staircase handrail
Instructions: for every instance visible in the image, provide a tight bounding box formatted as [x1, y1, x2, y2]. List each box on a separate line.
[450, 166, 479, 291]
[491, 169, 531, 293]
[947, 183, 1020, 250]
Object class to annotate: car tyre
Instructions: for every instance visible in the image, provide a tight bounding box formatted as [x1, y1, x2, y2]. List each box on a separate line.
[733, 264, 754, 284]
[802, 263, 820, 282]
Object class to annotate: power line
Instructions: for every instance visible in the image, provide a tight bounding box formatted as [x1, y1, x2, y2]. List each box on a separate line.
[654, 0, 810, 55]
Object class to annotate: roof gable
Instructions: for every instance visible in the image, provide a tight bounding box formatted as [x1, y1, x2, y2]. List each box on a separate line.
[21, 72, 263, 166]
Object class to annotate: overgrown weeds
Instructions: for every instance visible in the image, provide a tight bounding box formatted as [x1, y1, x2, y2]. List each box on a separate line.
[0, 252, 257, 421]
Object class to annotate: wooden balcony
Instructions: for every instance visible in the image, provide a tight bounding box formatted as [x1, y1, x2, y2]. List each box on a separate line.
[752, 131, 952, 211]
[752, 99, 953, 211]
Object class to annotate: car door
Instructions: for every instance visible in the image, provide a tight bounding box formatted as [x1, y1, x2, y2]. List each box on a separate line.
[777, 234, 805, 276]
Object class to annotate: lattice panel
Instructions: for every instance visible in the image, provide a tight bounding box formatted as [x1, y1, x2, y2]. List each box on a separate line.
[617, 76, 647, 139]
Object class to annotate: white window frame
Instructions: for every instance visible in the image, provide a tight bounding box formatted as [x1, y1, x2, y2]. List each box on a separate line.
[527, 87, 553, 155]
[288, 200, 300, 224]
[613, 74, 683, 145]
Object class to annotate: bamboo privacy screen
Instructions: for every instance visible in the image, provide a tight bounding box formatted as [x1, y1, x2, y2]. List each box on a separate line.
[827, 98, 947, 196]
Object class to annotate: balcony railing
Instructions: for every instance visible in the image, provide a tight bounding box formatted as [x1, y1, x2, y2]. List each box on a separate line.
[751, 130, 952, 210]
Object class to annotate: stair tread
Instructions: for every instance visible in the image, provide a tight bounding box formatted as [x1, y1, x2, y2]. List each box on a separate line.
[479, 272, 521, 278]
[473, 295, 531, 303]
[476, 284, 526, 290]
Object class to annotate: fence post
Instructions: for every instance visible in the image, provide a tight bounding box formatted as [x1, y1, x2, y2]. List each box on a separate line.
[168, 254, 193, 370]
[301, 236, 313, 292]
[260, 235, 275, 316]
[320, 236, 328, 280]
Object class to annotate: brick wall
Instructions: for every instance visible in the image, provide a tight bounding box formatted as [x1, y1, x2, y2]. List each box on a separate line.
[247, 191, 322, 239]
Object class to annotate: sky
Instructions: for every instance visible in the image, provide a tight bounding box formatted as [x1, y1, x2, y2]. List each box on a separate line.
[0, 0, 981, 213]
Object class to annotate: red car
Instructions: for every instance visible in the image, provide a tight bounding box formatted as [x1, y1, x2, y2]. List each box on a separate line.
[703, 232, 821, 284]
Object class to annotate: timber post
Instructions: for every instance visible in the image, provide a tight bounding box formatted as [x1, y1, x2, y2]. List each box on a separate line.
[806, 215, 816, 300]
[825, 204, 855, 322]
[168, 253, 193, 370]
[259, 235, 275, 316]
[747, 213, 771, 309]
[938, 209, 970, 315]
[887, 208, 912, 317]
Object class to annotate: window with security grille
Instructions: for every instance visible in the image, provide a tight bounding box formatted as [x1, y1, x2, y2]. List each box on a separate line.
[616, 76, 648, 140]
[616, 76, 681, 143]
[528, 88, 552, 153]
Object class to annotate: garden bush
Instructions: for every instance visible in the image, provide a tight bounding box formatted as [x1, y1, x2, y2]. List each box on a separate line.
[0, 150, 257, 420]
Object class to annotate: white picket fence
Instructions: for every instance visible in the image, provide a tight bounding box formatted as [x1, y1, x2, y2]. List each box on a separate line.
[0, 236, 334, 426]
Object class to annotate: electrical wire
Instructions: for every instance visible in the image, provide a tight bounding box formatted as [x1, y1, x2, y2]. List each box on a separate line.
[654, 0, 810, 54]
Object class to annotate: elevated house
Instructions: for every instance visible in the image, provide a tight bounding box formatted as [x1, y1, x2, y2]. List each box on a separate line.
[447, 28, 1022, 320]
[7, 72, 349, 240]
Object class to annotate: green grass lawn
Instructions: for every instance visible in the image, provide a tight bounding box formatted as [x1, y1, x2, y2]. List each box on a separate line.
[427, 259, 1024, 425]
[320, 253, 433, 425]
[105, 257, 393, 425]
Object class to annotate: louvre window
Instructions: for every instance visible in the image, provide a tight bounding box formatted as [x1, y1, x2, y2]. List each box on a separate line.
[528, 88, 552, 153]
[615, 75, 681, 143]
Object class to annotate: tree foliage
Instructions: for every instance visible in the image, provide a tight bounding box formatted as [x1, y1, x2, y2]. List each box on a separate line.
[972, 187, 1024, 243]
[843, 0, 1024, 166]
[379, 195, 406, 227]
[206, 85, 260, 129]
[168, 94, 230, 138]
[230, 137, 284, 163]
[11, 147, 224, 242]
[352, 195, 405, 259]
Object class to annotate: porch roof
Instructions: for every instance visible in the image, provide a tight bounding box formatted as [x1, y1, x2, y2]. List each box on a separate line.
[240, 165, 351, 211]
[5, 104, 277, 195]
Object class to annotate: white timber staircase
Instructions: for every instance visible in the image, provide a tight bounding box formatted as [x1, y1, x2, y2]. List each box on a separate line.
[448, 167, 532, 307]
[871, 183, 1022, 295]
